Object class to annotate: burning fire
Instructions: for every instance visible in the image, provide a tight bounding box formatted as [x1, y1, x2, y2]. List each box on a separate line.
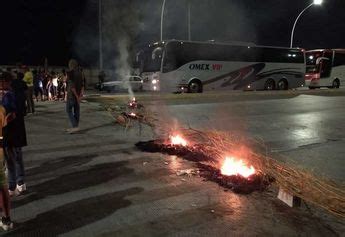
[170, 135, 188, 146]
[129, 97, 136, 107]
[221, 157, 255, 178]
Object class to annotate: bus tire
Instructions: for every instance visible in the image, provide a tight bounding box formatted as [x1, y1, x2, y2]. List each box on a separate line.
[277, 79, 288, 90]
[332, 79, 340, 89]
[264, 79, 275, 90]
[188, 80, 203, 93]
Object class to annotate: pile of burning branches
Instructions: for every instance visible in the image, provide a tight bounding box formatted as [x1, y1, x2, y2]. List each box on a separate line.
[137, 128, 345, 218]
[105, 97, 157, 129]
[136, 133, 272, 194]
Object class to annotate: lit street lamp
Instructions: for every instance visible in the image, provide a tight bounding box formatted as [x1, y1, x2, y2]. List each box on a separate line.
[290, 0, 323, 48]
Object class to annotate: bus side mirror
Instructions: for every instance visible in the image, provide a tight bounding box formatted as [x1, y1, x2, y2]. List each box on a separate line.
[316, 57, 329, 65]
[152, 47, 162, 60]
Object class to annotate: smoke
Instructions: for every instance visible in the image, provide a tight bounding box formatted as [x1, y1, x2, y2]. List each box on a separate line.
[101, 0, 147, 99]
[116, 37, 134, 99]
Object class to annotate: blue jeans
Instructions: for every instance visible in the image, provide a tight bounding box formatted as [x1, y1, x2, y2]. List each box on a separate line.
[66, 96, 80, 128]
[4, 147, 25, 191]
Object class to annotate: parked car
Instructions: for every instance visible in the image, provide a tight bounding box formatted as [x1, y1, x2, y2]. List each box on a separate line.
[101, 76, 143, 92]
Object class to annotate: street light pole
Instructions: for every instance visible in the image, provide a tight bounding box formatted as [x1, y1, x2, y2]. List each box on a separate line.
[99, 0, 103, 70]
[290, 0, 323, 48]
[160, 0, 166, 41]
[188, 0, 191, 41]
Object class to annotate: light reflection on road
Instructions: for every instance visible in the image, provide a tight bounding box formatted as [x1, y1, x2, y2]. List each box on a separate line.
[168, 155, 184, 171]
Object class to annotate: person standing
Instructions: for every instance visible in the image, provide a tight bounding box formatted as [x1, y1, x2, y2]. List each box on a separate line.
[23, 66, 35, 114]
[61, 69, 68, 101]
[0, 105, 14, 231]
[2, 75, 28, 197]
[51, 72, 58, 100]
[33, 70, 43, 102]
[98, 70, 105, 90]
[66, 59, 85, 134]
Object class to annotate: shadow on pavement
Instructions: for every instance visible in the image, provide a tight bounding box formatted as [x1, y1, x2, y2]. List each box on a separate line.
[26, 153, 96, 177]
[77, 122, 115, 133]
[13, 161, 133, 209]
[24, 140, 130, 157]
[5, 187, 143, 237]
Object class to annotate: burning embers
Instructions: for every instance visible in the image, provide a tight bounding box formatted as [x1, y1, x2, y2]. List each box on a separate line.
[126, 97, 141, 119]
[221, 157, 256, 178]
[136, 134, 270, 194]
[116, 97, 144, 125]
[128, 97, 142, 109]
[169, 135, 188, 147]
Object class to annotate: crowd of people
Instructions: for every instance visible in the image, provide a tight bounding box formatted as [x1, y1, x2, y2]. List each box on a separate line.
[1, 67, 69, 109]
[33, 69, 68, 102]
[0, 59, 85, 231]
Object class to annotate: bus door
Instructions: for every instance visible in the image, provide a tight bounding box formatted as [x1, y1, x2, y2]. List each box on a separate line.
[318, 51, 333, 86]
[316, 58, 332, 86]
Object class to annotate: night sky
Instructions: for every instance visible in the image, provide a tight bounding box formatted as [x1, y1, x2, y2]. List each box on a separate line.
[1, 0, 344, 68]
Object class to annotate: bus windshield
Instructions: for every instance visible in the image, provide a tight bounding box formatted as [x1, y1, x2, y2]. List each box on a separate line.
[306, 51, 322, 73]
[137, 45, 163, 73]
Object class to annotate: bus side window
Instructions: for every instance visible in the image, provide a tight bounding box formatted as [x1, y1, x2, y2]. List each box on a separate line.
[334, 53, 345, 67]
[163, 57, 177, 72]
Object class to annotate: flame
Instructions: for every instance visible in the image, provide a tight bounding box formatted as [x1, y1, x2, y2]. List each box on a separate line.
[170, 135, 188, 146]
[220, 157, 255, 178]
[129, 97, 136, 107]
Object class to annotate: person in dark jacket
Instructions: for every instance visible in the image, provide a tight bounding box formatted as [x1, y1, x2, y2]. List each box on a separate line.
[2, 74, 28, 197]
[33, 70, 43, 102]
[66, 59, 85, 134]
[0, 105, 14, 230]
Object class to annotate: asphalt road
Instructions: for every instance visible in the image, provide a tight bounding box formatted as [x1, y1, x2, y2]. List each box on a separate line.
[1, 89, 343, 236]
[144, 90, 345, 183]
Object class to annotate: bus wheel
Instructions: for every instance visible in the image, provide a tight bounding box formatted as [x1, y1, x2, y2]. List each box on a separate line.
[188, 80, 203, 93]
[332, 79, 340, 88]
[277, 79, 288, 90]
[264, 79, 275, 90]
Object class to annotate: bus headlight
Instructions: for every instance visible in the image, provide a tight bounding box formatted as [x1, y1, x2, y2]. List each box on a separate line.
[152, 79, 158, 84]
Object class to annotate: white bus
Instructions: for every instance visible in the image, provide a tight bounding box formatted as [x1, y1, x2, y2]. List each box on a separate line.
[137, 40, 306, 93]
[305, 49, 345, 89]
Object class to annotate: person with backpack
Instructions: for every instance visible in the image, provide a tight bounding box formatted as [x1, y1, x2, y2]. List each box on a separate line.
[22, 66, 34, 114]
